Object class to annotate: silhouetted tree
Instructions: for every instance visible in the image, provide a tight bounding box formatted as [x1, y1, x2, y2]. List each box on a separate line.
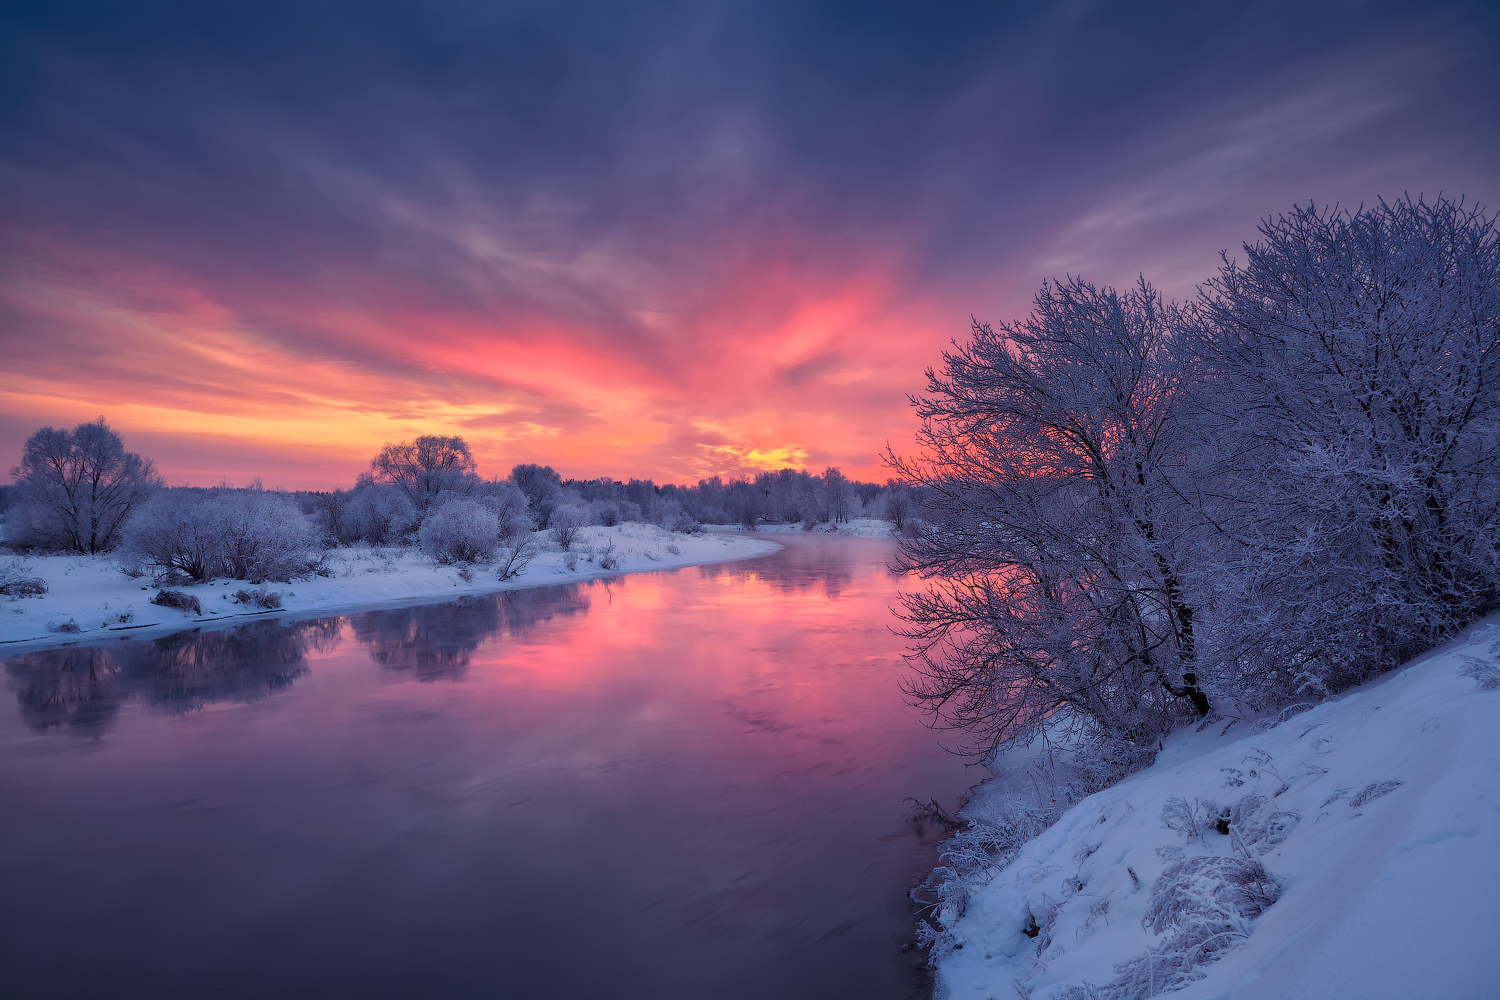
[6, 418, 162, 552]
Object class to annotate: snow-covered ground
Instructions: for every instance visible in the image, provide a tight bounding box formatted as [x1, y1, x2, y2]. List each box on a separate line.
[717, 516, 897, 537]
[933, 617, 1500, 1000]
[0, 524, 779, 649]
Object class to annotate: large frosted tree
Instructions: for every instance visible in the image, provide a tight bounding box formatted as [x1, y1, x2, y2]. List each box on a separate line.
[1187, 196, 1500, 698]
[891, 277, 1204, 756]
[368, 435, 478, 514]
[7, 418, 163, 553]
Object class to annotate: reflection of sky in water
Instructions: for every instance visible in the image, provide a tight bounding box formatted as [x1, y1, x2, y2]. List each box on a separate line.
[0, 536, 977, 999]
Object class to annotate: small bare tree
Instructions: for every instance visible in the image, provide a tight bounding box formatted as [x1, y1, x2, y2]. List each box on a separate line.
[549, 504, 587, 549]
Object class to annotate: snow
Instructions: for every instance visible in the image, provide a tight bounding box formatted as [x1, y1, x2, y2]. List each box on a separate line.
[0, 524, 779, 649]
[934, 616, 1500, 1000]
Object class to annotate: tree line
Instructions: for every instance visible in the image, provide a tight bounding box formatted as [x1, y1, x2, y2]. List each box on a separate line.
[892, 195, 1500, 769]
[2, 417, 907, 586]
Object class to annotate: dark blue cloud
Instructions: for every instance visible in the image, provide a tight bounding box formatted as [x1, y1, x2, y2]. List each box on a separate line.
[4, 0, 1496, 303]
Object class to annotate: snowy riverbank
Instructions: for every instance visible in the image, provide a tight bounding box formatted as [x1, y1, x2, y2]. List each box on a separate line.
[1, 524, 780, 650]
[931, 616, 1500, 999]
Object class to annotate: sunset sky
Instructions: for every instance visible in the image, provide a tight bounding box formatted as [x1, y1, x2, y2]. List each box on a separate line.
[3, 0, 1498, 489]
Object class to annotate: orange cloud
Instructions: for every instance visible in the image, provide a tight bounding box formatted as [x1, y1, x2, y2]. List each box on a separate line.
[1, 229, 958, 488]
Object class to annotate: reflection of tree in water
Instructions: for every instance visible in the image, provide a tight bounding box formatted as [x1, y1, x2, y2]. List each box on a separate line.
[2, 618, 338, 734]
[4, 646, 123, 733]
[351, 583, 591, 681]
[131, 619, 336, 712]
[697, 535, 863, 599]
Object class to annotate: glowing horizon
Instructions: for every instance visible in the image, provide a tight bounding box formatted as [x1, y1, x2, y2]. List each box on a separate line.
[3, 3, 1496, 489]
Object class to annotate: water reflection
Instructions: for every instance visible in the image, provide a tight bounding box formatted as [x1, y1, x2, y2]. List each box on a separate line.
[0, 536, 975, 1000]
[700, 532, 864, 598]
[4, 619, 338, 733]
[352, 583, 592, 680]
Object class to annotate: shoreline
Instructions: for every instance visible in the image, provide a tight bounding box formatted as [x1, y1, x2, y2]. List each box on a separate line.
[1, 524, 781, 654]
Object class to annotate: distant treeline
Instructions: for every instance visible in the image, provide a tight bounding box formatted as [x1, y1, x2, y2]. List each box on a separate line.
[2, 421, 911, 584]
[298, 450, 908, 541]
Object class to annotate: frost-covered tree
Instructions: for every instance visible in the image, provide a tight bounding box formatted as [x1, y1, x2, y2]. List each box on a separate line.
[510, 463, 564, 528]
[891, 277, 1203, 755]
[6, 418, 163, 553]
[338, 479, 420, 544]
[1187, 195, 1500, 697]
[418, 498, 498, 564]
[820, 467, 854, 523]
[369, 436, 478, 515]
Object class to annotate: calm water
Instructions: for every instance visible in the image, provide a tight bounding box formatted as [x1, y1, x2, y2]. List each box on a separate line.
[0, 535, 980, 999]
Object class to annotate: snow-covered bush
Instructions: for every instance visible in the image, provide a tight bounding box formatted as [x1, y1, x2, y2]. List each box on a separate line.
[475, 479, 531, 530]
[151, 589, 202, 614]
[338, 482, 419, 545]
[419, 498, 498, 564]
[233, 588, 283, 609]
[123, 488, 317, 582]
[124, 491, 229, 581]
[216, 490, 319, 581]
[0, 558, 48, 597]
[1102, 857, 1282, 1000]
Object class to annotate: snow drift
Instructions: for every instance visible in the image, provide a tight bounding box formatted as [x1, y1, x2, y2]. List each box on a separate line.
[931, 617, 1500, 1000]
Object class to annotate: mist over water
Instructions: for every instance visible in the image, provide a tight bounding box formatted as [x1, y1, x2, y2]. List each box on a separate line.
[0, 535, 979, 999]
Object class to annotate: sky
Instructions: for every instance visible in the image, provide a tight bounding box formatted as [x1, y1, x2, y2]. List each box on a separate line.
[2, 0, 1498, 490]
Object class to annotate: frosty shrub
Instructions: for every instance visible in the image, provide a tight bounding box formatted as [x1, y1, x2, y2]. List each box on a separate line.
[477, 480, 531, 531]
[233, 589, 283, 610]
[1096, 857, 1281, 1000]
[151, 589, 202, 614]
[216, 490, 319, 581]
[336, 482, 419, 545]
[549, 505, 588, 549]
[1459, 654, 1500, 691]
[598, 540, 619, 570]
[0, 559, 48, 597]
[123, 488, 317, 582]
[125, 491, 224, 582]
[419, 499, 498, 564]
[911, 801, 1060, 960]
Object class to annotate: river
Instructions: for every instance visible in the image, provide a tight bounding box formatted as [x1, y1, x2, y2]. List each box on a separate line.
[0, 534, 981, 999]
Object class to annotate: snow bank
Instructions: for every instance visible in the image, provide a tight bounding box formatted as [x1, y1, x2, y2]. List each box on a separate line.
[0, 524, 779, 649]
[933, 617, 1500, 1000]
